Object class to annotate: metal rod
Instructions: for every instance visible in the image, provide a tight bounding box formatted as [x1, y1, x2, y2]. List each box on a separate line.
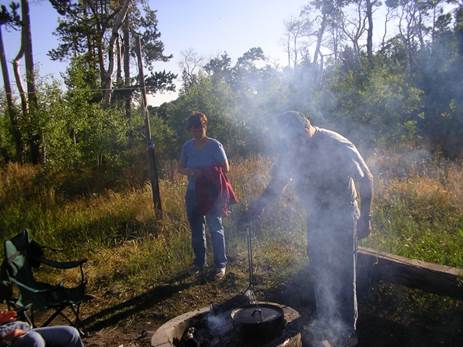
[247, 224, 254, 290]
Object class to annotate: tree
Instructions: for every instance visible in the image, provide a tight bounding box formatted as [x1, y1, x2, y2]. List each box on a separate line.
[203, 52, 232, 82]
[366, 0, 380, 60]
[4, 0, 42, 163]
[341, 0, 368, 59]
[179, 48, 203, 91]
[101, 0, 131, 107]
[49, 0, 175, 109]
[385, 0, 432, 71]
[300, 0, 340, 64]
[284, 16, 309, 68]
[0, 3, 23, 161]
[21, 0, 41, 163]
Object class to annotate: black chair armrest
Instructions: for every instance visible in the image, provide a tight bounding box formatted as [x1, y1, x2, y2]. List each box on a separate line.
[15, 303, 33, 313]
[39, 258, 87, 269]
[10, 278, 53, 294]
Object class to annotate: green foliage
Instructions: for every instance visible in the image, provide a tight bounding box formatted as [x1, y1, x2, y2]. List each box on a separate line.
[412, 22, 463, 158]
[0, 93, 15, 162]
[165, 74, 242, 153]
[32, 60, 128, 171]
[327, 57, 423, 146]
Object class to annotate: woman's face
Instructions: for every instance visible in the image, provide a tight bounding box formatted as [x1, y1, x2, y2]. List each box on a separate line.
[189, 124, 207, 140]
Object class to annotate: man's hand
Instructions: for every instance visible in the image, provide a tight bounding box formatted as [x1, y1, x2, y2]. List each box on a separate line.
[239, 201, 263, 227]
[0, 310, 17, 325]
[357, 217, 371, 239]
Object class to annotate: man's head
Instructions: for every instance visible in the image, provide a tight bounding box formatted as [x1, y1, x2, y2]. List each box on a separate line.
[271, 111, 314, 151]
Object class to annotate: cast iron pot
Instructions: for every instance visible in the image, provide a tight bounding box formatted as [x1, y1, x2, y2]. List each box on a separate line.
[230, 303, 285, 342]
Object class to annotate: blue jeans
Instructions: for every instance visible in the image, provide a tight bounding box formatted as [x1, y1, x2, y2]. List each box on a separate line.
[12, 326, 84, 347]
[185, 190, 227, 269]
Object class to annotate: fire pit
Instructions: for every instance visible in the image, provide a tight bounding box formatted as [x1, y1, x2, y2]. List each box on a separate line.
[151, 299, 301, 347]
[152, 229, 302, 346]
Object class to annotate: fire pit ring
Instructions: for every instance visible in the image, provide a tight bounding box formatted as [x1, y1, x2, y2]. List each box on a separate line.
[151, 301, 302, 347]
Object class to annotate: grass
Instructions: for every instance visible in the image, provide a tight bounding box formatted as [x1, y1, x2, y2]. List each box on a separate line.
[364, 151, 463, 267]
[1, 149, 462, 312]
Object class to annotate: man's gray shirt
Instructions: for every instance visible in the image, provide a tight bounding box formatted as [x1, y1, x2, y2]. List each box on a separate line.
[271, 127, 370, 216]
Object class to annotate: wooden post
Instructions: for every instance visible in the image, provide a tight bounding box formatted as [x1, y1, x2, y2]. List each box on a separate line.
[135, 36, 163, 219]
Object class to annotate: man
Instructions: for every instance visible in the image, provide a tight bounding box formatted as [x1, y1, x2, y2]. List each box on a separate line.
[245, 111, 373, 346]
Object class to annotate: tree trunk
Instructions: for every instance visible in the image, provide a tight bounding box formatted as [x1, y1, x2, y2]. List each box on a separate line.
[417, 11, 425, 49]
[0, 26, 23, 161]
[332, 27, 338, 63]
[101, 0, 131, 108]
[381, 7, 394, 49]
[293, 31, 298, 68]
[21, 0, 41, 164]
[123, 17, 131, 120]
[12, 44, 28, 117]
[12, 23, 30, 163]
[287, 33, 291, 68]
[366, 0, 374, 61]
[96, 33, 105, 91]
[313, 13, 327, 65]
[84, 1, 97, 90]
[116, 34, 122, 85]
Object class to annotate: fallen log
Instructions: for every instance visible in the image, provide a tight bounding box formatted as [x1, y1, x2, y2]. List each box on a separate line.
[357, 246, 463, 300]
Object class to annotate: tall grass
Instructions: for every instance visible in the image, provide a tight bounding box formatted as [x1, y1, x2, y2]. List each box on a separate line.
[364, 150, 463, 267]
[1, 149, 462, 301]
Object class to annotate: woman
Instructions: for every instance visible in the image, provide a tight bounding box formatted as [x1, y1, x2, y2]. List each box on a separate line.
[0, 310, 84, 347]
[178, 112, 234, 280]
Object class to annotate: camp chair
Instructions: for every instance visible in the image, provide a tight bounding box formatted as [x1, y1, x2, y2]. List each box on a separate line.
[2, 230, 92, 328]
[0, 260, 14, 306]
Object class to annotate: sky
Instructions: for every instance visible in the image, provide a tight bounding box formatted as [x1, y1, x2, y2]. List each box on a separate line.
[1, 0, 310, 105]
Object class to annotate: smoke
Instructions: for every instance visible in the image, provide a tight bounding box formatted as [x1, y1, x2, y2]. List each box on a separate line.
[185, 34, 454, 343]
[206, 311, 231, 337]
[211, 57, 364, 344]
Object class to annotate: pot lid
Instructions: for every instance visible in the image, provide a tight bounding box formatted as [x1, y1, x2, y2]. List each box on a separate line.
[232, 304, 283, 325]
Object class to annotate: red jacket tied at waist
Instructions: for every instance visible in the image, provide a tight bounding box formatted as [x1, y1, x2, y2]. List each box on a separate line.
[195, 166, 238, 216]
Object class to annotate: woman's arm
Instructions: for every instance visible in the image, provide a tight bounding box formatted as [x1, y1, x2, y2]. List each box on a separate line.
[177, 161, 196, 177]
[222, 159, 230, 173]
[178, 145, 198, 177]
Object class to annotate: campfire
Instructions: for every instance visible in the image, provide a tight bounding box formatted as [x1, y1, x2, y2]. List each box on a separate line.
[151, 296, 302, 347]
[151, 227, 302, 347]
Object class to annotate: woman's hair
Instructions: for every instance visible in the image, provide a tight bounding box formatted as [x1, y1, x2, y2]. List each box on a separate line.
[186, 112, 208, 129]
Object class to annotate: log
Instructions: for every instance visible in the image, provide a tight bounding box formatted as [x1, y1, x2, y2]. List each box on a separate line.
[357, 246, 463, 300]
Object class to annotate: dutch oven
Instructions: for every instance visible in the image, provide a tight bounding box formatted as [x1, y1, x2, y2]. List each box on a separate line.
[230, 303, 285, 341]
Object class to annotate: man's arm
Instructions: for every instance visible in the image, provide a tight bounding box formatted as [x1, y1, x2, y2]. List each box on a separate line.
[357, 169, 374, 239]
[246, 165, 289, 221]
[343, 141, 374, 239]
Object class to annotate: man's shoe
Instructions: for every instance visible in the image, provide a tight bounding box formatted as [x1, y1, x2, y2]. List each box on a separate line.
[188, 265, 205, 275]
[214, 267, 226, 280]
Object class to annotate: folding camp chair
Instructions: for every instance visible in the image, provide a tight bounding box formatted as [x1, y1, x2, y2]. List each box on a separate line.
[2, 230, 92, 328]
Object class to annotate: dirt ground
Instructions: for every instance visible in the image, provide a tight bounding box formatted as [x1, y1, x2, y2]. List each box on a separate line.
[74, 263, 463, 347]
